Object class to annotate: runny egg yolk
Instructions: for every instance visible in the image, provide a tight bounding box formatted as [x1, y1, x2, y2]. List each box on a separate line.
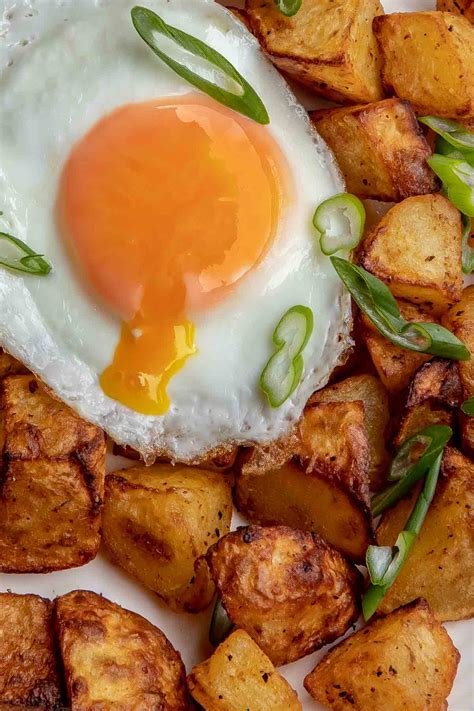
[58, 94, 290, 415]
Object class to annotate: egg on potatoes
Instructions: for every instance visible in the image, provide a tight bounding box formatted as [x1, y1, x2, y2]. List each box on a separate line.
[0, 0, 350, 462]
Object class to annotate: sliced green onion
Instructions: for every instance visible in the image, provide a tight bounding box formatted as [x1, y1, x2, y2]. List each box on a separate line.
[461, 396, 474, 416]
[273, 0, 302, 16]
[428, 154, 474, 217]
[0, 232, 51, 276]
[330, 257, 469, 361]
[131, 6, 269, 125]
[363, 451, 442, 620]
[435, 135, 474, 165]
[372, 425, 451, 517]
[313, 193, 365, 256]
[461, 214, 474, 275]
[419, 116, 474, 153]
[209, 597, 234, 646]
[260, 305, 314, 408]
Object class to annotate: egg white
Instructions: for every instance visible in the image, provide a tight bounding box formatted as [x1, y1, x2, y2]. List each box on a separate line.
[0, 0, 350, 461]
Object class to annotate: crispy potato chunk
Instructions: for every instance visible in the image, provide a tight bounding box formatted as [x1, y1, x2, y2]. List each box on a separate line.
[437, 0, 474, 21]
[373, 11, 474, 118]
[394, 401, 453, 448]
[442, 286, 474, 456]
[0, 348, 27, 379]
[55, 590, 191, 710]
[311, 99, 437, 201]
[207, 526, 362, 666]
[359, 194, 463, 315]
[103, 464, 232, 613]
[377, 448, 474, 620]
[304, 599, 459, 710]
[187, 629, 302, 711]
[360, 301, 434, 394]
[0, 593, 62, 709]
[245, 0, 383, 104]
[0, 375, 105, 572]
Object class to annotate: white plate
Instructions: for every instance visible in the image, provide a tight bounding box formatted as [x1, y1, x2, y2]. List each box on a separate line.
[0, 0, 473, 709]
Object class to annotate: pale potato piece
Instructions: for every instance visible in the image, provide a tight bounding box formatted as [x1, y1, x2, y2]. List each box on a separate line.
[55, 590, 191, 710]
[437, 0, 474, 23]
[358, 194, 463, 315]
[187, 629, 302, 711]
[360, 300, 433, 394]
[245, 0, 383, 104]
[373, 11, 474, 118]
[304, 599, 460, 710]
[207, 525, 362, 666]
[377, 448, 474, 620]
[0, 593, 62, 708]
[103, 464, 232, 612]
[311, 99, 437, 201]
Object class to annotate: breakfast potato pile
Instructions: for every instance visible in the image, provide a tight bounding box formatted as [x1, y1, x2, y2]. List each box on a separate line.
[1, 0, 474, 709]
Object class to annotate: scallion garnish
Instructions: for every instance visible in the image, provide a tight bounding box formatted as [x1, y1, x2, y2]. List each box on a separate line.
[461, 396, 474, 416]
[273, 0, 303, 16]
[428, 154, 474, 217]
[313, 193, 365, 255]
[435, 135, 474, 165]
[419, 116, 474, 154]
[330, 257, 469, 361]
[372, 425, 452, 517]
[0, 232, 51, 276]
[209, 597, 234, 646]
[461, 214, 474, 275]
[260, 305, 314, 408]
[362, 451, 442, 620]
[131, 6, 269, 124]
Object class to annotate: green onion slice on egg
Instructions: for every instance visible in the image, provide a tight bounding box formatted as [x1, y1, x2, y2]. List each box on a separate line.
[313, 193, 365, 256]
[0, 232, 51, 276]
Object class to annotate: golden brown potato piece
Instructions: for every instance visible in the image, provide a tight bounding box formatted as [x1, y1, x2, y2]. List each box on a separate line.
[360, 301, 434, 394]
[437, 0, 474, 21]
[442, 286, 474, 456]
[373, 11, 474, 118]
[394, 401, 453, 448]
[406, 358, 462, 409]
[0, 348, 27, 379]
[207, 526, 362, 666]
[0, 375, 105, 572]
[55, 590, 191, 710]
[0, 593, 62, 709]
[304, 599, 459, 710]
[377, 448, 474, 620]
[358, 194, 463, 315]
[311, 99, 437, 201]
[187, 629, 302, 711]
[103, 463, 232, 613]
[307, 374, 389, 488]
[245, 0, 383, 104]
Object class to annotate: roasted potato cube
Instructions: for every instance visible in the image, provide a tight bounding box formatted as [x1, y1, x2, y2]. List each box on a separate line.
[245, 0, 383, 104]
[308, 374, 389, 488]
[437, 0, 474, 21]
[187, 629, 302, 711]
[311, 99, 437, 202]
[0, 348, 27, 379]
[207, 525, 362, 666]
[373, 11, 474, 118]
[376, 448, 474, 620]
[360, 301, 434, 394]
[358, 194, 463, 315]
[0, 375, 105, 572]
[103, 463, 232, 612]
[55, 590, 191, 710]
[304, 599, 460, 710]
[442, 286, 474, 456]
[406, 358, 462, 409]
[0, 593, 62, 709]
[394, 401, 453, 448]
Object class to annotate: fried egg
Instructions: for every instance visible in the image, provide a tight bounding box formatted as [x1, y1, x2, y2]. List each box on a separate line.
[0, 0, 350, 461]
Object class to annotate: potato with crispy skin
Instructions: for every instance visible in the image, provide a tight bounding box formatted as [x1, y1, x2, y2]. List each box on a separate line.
[187, 629, 302, 711]
[55, 590, 191, 710]
[206, 526, 362, 666]
[0, 375, 105, 572]
[373, 11, 474, 118]
[437, 0, 474, 21]
[245, 0, 383, 104]
[0, 348, 27, 379]
[376, 448, 474, 620]
[0, 593, 62, 709]
[103, 464, 232, 613]
[358, 194, 463, 315]
[304, 599, 459, 710]
[360, 301, 434, 393]
[311, 99, 437, 202]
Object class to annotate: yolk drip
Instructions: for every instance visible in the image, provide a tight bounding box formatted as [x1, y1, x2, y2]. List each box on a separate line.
[58, 94, 288, 415]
